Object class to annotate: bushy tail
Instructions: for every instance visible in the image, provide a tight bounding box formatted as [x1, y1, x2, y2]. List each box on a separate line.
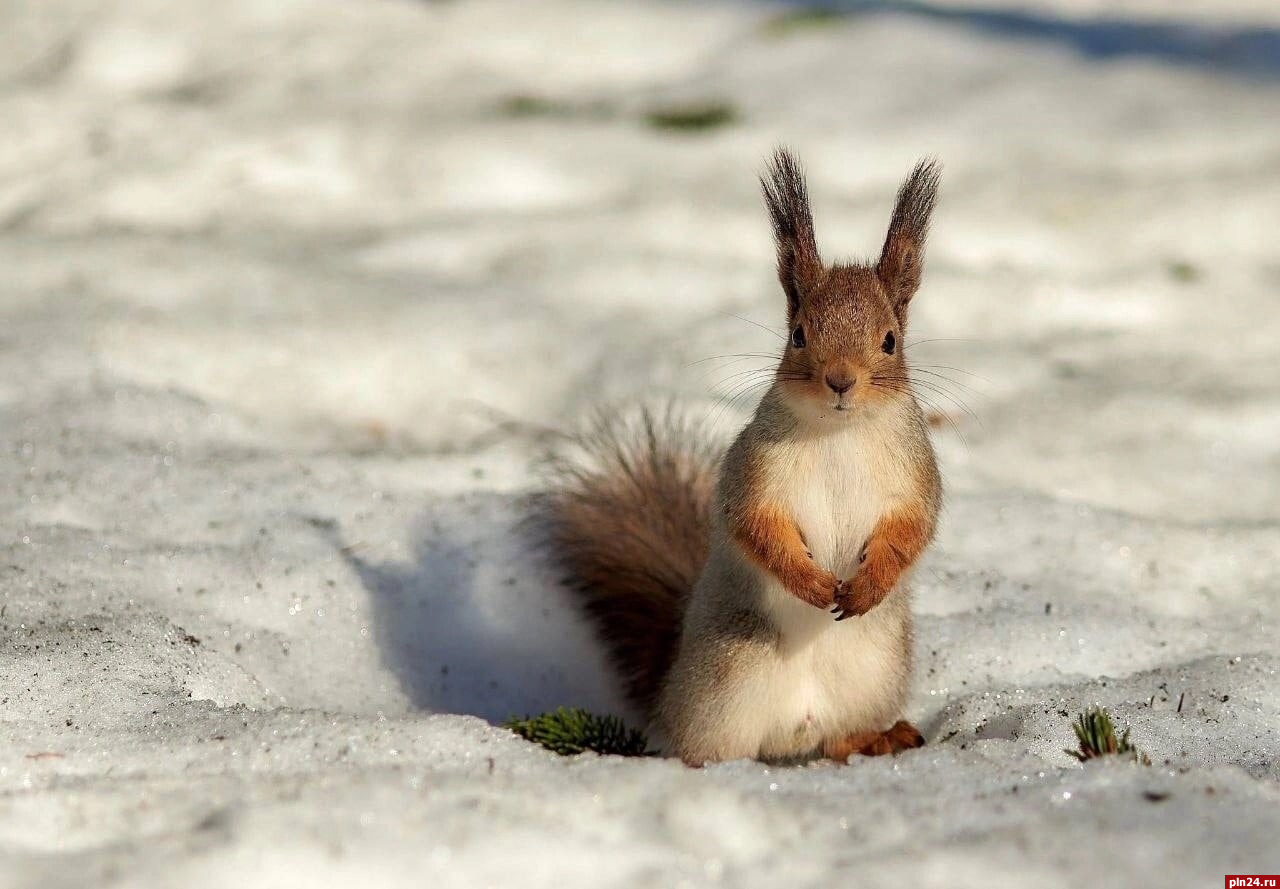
[540, 408, 718, 716]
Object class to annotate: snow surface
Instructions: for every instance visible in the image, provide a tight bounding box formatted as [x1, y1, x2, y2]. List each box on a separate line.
[3, 0, 1279, 886]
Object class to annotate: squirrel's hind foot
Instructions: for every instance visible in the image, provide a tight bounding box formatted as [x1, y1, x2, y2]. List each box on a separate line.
[823, 720, 925, 761]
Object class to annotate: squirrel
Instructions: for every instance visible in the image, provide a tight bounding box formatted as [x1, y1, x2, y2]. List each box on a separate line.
[543, 148, 942, 765]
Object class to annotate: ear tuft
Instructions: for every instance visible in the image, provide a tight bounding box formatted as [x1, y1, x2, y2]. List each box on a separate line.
[761, 147, 821, 320]
[876, 158, 940, 324]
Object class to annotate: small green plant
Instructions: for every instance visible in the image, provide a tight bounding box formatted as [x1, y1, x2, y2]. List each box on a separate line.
[1166, 259, 1201, 283]
[1066, 707, 1150, 764]
[498, 94, 571, 118]
[497, 95, 616, 122]
[504, 707, 652, 757]
[643, 101, 738, 133]
[760, 7, 845, 38]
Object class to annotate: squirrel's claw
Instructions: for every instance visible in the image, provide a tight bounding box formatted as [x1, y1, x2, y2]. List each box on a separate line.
[832, 576, 875, 620]
[831, 577, 854, 620]
[833, 594, 855, 619]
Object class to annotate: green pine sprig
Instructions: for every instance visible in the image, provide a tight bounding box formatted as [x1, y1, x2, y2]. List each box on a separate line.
[503, 707, 652, 757]
[1066, 707, 1150, 764]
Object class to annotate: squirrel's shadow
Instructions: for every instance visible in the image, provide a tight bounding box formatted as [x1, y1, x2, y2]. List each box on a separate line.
[338, 493, 625, 724]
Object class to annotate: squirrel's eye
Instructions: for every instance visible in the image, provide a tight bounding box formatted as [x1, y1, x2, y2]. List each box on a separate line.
[791, 325, 806, 349]
[882, 331, 896, 354]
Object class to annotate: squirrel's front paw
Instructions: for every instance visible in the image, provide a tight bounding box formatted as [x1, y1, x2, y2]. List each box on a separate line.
[791, 568, 841, 610]
[830, 572, 888, 621]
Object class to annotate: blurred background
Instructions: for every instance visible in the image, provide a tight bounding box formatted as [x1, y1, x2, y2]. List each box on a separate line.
[2, 1, 1279, 886]
[7, 0, 1278, 518]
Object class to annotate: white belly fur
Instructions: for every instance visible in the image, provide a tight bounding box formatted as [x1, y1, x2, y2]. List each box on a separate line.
[750, 419, 914, 758]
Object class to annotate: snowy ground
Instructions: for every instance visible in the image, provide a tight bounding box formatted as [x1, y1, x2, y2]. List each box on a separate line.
[3, 0, 1280, 886]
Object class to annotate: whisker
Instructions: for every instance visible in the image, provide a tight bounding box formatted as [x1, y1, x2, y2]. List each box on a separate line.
[707, 366, 813, 429]
[709, 374, 774, 408]
[882, 373, 977, 413]
[711, 365, 781, 385]
[907, 367, 986, 397]
[708, 378, 772, 429]
[874, 374, 981, 427]
[722, 312, 785, 341]
[869, 381, 970, 450]
[903, 337, 977, 349]
[700, 362, 771, 388]
[685, 352, 787, 368]
[872, 374, 975, 423]
[909, 362, 992, 384]
[710, 366, 810, 390]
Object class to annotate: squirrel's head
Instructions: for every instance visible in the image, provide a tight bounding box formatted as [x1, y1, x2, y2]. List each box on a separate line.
[761, 148, 939, 421]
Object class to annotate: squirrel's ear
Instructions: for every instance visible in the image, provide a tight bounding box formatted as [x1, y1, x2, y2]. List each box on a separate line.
[876, 159, 940, 325]
[761, 147, 822, 321]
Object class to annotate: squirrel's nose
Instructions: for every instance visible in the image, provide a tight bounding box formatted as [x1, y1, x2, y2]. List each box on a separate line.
[825, 373, 854, 395]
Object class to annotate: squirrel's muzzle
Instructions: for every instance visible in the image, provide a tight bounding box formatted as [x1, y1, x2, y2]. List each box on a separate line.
[824, 371, 855, 396]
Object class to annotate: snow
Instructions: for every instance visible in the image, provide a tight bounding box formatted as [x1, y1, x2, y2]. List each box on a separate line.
[3, 0, 1279, 886]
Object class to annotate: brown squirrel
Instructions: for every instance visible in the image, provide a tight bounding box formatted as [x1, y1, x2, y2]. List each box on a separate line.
[543, 148, 942, 764]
